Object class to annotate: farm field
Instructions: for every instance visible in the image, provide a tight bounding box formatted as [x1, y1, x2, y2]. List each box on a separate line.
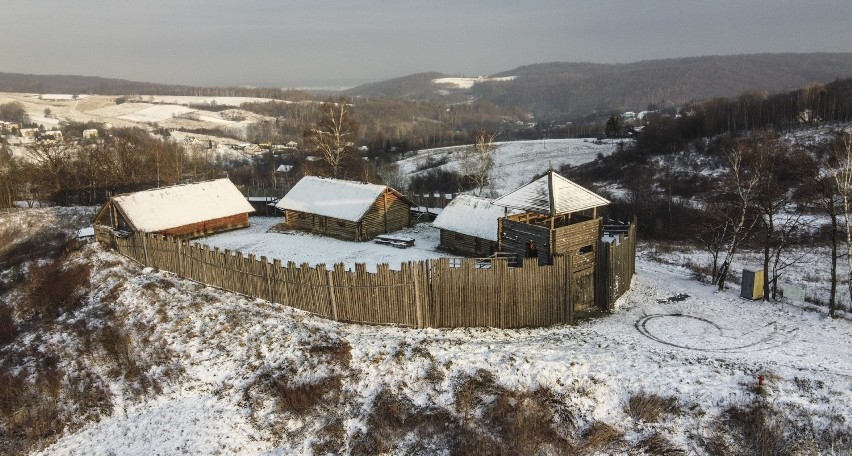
[0, 92, 276, 140]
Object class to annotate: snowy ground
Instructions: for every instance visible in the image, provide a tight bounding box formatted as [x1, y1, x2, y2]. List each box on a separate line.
[146, 96, 274, 106]
[34, 240, 852, 455]
[198, 217, 454, 272]
[0, 207, 848, 454]
[117, 104, 196, 123]
[397, 138, 627, 195]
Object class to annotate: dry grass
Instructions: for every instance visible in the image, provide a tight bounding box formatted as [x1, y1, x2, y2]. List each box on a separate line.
[486, 388, 576, 455]
[308, 339, 352, 367]
[635, 432, 686, 455]
[351, 388, 492, 456]
[0, 301, 15, 344]
[627, 391, 679, 422]
[581, 421, 624, 453]
[725, 401, 795, 455]
[271, 375, 342, 415]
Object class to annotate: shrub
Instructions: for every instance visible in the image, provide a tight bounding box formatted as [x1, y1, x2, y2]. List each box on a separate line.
[24, 259, 91, 319]
[409, 168, 474, 193]
[96, 323, 138, 378]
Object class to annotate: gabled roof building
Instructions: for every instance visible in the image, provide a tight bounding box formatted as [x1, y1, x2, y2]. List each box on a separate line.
[275, 176, 413, 241]
[93, 178, 254, 239]
[432, 195, 507, 256]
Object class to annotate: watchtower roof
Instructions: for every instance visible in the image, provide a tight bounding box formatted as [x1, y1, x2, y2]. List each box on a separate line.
[493, 171, 609, 216]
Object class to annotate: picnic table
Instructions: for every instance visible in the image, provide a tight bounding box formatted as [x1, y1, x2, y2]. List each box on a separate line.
[373, 234, 415, 249]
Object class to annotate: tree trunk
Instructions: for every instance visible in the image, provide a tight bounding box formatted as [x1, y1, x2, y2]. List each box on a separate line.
[830, 213, 838, 318]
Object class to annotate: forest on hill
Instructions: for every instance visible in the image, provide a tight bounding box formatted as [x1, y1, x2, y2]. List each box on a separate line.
[347, 53, 852, 120]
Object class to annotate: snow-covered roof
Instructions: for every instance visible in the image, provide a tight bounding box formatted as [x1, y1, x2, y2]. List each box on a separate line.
[276, 176, 408, 222]
[276, 165, 293, 173]
[112, 178, 254, 232]
[493, 171, 609, 215]
[432, 195, 507, 241]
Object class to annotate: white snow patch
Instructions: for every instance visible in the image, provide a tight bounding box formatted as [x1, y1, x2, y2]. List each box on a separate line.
[432, 76, 516, 89]
[118, 104, 196, 123]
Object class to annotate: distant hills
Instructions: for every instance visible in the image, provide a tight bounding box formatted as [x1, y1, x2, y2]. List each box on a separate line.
[0, 72, 303, 100]
[345, 53, 852, 119]
[3, 53, 852, 121]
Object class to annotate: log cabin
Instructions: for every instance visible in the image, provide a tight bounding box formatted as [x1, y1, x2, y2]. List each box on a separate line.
[276, 176, 413, 241]
[93, 178, 255, 239]
[432, 195, 505, 256]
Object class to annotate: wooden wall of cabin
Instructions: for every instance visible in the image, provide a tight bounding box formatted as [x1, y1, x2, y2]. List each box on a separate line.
[284, 190, 410, 242]
[93, 201, 132, 232]
[158, 213, 250, 239]
[285, 209, 361, 241]
[498, 218, 552, 265]
[360, 190, 411, 240]
[439, 230, 497, 257]
[552, 217, 601, 311]
[552, 217, 601, 272]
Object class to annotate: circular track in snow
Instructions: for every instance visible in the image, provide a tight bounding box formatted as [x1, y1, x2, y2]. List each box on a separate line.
[635, 314, 794, 353]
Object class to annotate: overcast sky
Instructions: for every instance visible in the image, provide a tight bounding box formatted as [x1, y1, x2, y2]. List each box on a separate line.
[2, 0, 851, 88]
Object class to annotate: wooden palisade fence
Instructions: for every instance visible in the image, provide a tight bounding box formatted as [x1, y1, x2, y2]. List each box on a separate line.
[95, 223, 635, 329]
[406, 192, 458, 209]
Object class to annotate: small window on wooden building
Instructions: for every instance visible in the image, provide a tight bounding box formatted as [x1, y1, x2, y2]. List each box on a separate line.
[579, 245, 593, 254]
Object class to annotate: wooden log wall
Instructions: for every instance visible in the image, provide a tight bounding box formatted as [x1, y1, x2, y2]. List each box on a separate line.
[552, 217, 602, 272]
[439, 230, 496, 257]
[360, 190, 412, 239]
[498, 218, 552, 265]
[105, 232, 590, 329]
[595, 223, 637, 311]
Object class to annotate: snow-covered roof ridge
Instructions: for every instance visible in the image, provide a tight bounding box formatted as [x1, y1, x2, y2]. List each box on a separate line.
[431, 195, 509, 242]
[493, 171, 609, 215]
[275, 176, 408, 222]
[112, 178, 254, 232]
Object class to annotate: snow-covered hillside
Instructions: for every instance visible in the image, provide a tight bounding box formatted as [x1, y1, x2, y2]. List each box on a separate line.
[35, 240, 852, 455]
[398, 138, 626, 196]
[0, 208, 849, 455]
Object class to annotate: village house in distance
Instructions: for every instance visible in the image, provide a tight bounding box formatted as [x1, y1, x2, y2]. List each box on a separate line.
[275, 176, 414, 241]
[93, 178, 255, 239]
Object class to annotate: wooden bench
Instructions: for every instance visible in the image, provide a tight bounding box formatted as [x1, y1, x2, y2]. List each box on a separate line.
[374, 234, 415, 248]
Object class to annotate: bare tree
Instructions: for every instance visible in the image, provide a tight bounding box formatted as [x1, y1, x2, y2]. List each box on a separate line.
[714, 133, 768, 291]
[829, 129, 852, 315]
[800, 151, 842, 317]
[303, 97, 359, 179]
[459, 129, 498, 197]
[753, 137, 812, 300]
[23, 139, 74, 200]
[693, 202, 731, 282]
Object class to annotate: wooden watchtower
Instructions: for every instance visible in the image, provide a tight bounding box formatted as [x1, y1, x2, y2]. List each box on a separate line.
[494, 171, 610, 310]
